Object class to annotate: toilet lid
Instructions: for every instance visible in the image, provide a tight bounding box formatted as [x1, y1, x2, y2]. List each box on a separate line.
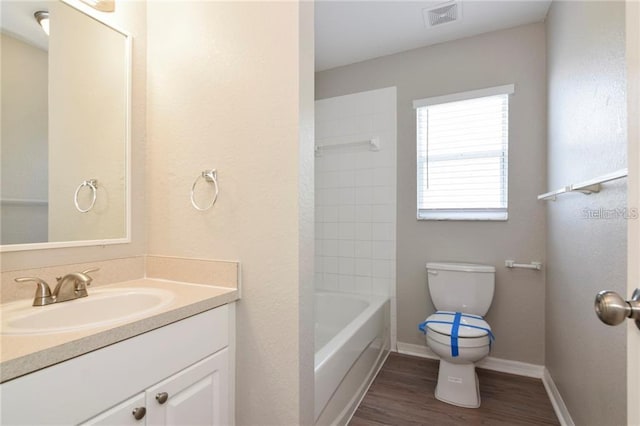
[425, 311, 491, 338]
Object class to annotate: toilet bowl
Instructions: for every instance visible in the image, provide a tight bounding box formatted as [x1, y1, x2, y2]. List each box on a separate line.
[420, 262, 496, 408]
[422, 311, 493, 408]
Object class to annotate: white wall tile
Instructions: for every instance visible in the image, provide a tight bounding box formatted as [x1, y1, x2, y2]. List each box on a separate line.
[339, 257, 355, 275]
[338, 240, 355, 257]
[355, 258, 372, 277]
[324, 256, 338, 274]
[338, 187, 355, 205]
[323, 239, 338, 257]
[324, 171, 341, 188]
[372, 185, 394, 205]
[338, 153, 358, 171]
[324, 205, 339, 222]
[355, 276, 372, 294]
[372, 278, 391, 296]
[324, 223, 338, 239]
[372, 241, 395, 260]
[355, 187, 373, 205]
[372, 260, 393, 278]
[338, 222, 355, 240]
[371, 205, 394, 223]
[337, 170, 355, 188]
[338, 205, 355, 222]
[325, 188, 341, 205]
[355, 222, 372, 240]
[355, 169, 373, 187]
[372, 222, 394, 241]
[324, 273, 339, 291]
[354, 241, 372, 258]
[355, 205, 372, 222]
[339, 274, 355, 293]
[315, 88, 396, 313]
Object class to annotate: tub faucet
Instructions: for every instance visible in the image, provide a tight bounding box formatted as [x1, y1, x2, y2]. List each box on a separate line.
[53, 268, 99, 303]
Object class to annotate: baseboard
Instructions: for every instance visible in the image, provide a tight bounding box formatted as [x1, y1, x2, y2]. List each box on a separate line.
[396, 342, 574, 425]
[542, 368, 575, 426]
[396, 342, 544, 378]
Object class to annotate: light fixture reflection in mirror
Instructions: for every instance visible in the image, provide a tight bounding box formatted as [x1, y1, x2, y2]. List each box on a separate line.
[34, 11, 50, 36]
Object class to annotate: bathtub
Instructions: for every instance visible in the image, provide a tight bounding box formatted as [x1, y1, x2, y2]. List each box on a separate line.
[314, 291, 390, 425]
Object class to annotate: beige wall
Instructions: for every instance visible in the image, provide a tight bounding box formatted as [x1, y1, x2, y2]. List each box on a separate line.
[48, 1, 127, 242]
[545, 2, 627, 425]
[0, 33, 48, 244]
[145, 2, 314, 424]
[0, 0, 146, 271]
[316, 23, 547, 364]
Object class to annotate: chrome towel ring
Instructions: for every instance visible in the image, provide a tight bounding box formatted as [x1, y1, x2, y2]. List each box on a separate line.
[74, 179, 98, 213]
[191, 169, 219, 211]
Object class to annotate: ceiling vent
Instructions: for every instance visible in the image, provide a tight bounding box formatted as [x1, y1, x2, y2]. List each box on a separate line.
[423, 2, 461, 28]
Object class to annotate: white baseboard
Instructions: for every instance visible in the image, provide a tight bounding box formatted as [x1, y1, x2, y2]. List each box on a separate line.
[395, 342, 574, 426]
[542, 368, 575, 426]
[396, 342, 544, 378]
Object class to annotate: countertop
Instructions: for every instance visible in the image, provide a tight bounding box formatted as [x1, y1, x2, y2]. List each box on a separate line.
[0, 278, 238, 383]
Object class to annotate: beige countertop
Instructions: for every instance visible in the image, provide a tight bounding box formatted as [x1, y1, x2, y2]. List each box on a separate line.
[0, 278, 238, 383]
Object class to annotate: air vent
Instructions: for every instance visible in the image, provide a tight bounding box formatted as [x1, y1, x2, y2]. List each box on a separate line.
[423, 2, 461, 27]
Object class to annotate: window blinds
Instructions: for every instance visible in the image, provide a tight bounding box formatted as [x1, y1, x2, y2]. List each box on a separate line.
[415, 90, 510, 220]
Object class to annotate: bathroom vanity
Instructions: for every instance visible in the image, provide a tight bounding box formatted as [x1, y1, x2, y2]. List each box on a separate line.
[0, 278, 238, 425]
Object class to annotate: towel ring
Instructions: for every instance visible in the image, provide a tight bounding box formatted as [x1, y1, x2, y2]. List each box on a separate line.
[74, 179, 98, 213]
[191, 170, 219, 211]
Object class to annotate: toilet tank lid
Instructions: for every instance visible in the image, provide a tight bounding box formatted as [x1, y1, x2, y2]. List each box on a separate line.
[426, 262, 495, 273]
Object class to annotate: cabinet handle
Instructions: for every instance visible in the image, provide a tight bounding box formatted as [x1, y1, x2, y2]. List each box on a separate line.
[156, 392, 169, 404]
[132, 407, 146, 420]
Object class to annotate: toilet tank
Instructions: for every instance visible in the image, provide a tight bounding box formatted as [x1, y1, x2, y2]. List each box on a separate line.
[426, 262, 495, 316]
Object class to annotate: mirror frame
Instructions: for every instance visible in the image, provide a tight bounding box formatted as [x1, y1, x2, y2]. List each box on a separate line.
[0, 0, 132, 252]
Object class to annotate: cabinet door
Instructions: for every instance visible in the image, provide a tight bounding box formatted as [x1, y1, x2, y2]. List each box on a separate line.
[145, 349, 228, 426]
[81, 393, 146, 426]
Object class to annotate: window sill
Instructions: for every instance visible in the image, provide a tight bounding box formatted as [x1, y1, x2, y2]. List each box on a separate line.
[417, 210, 508, 221]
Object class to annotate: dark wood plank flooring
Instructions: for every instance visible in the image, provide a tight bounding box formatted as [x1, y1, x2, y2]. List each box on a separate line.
[349, 353, 560, 426]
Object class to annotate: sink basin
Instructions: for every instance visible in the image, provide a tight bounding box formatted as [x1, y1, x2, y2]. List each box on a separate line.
[1, 287, 175, 335]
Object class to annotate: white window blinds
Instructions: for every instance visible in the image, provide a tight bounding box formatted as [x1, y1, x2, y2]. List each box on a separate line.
[414, 86, 512, 220]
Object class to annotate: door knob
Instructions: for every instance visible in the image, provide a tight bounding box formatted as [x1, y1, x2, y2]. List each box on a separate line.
[594, 288, 640, 330]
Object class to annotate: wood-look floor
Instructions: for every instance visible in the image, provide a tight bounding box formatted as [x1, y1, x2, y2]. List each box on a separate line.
[349, 353, 560, 426]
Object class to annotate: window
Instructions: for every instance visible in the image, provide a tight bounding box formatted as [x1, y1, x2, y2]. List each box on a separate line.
[414, 84, 513, 221]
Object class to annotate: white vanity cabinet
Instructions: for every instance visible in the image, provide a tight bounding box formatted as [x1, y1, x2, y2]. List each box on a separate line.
[144, 349, 229, 425]
[82, 393, 147, 425]
[0, 304, 235, 426]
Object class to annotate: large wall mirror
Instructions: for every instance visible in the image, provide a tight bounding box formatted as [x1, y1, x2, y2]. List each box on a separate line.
[0, 0, 130, 252]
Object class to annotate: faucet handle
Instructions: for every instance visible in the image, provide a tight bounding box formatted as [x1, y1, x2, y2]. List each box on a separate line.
[15, 277, 55, 306]
[80, 268, 100, 285]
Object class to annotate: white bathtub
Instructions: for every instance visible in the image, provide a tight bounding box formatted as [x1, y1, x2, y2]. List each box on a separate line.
[314, 291, 390, 425]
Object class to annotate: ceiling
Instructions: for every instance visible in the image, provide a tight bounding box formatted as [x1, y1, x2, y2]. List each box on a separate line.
[315, 0, 552, 71]
[1, 1, 51, 51]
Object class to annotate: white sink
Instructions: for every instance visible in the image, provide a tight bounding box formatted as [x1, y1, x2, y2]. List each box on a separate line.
[1, 287, 175, 335]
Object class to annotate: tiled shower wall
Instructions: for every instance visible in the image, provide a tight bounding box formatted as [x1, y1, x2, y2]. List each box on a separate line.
[314, 87, 397, 347]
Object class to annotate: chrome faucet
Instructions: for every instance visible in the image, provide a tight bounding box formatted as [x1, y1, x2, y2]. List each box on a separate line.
[15, 268, 99, 306]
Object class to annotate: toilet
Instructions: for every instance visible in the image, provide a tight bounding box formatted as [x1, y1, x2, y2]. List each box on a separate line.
[419, 262, 495, 408]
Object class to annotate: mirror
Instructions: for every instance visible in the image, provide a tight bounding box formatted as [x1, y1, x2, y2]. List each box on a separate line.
[0, 0, 130, 251]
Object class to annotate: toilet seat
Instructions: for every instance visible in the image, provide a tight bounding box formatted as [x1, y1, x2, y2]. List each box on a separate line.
[423, 311, 492, 348]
